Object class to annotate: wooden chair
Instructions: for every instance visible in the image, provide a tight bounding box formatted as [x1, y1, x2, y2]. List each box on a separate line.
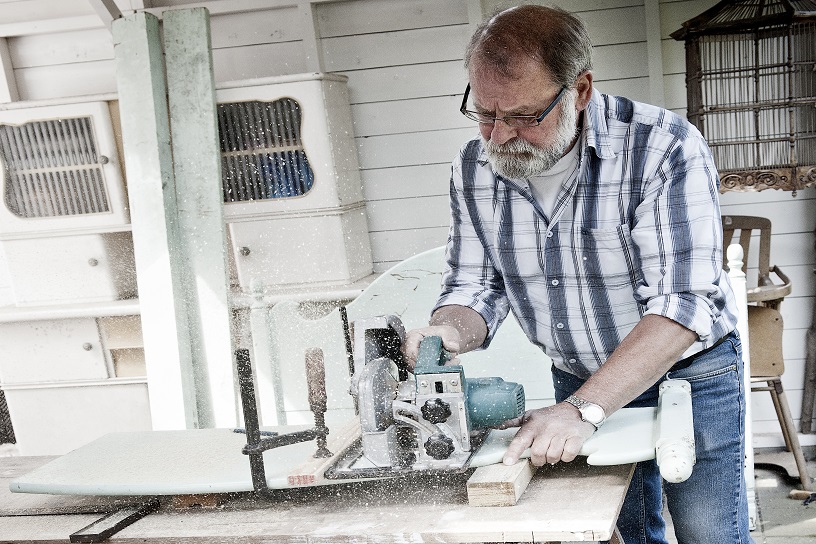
[722, 215, 811, 491]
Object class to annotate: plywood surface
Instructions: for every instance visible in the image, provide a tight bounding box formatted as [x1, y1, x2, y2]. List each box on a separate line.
[1, 455, 633, 543]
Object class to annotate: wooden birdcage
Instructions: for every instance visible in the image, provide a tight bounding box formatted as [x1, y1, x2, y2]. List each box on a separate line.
[672, 0, 816, 194]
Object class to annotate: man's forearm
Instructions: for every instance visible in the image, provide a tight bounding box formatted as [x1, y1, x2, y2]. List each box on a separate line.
[430, 305, 488, 355]
[572, 314, 698, 415]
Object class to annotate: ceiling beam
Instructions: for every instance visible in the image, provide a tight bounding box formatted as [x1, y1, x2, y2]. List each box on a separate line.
[88, 0, 124, 32]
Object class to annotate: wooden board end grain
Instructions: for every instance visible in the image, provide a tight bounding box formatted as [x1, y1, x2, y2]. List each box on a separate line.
[466, 459, 538, 506]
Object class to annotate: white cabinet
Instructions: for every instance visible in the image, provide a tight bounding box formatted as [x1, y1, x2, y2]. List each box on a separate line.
[0, 310, 149, 455]
[1, 232, 137, 306]
[0, 318, 109, 383]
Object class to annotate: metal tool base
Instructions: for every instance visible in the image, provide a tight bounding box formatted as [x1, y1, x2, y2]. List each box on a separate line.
[324, 430, 489, 480]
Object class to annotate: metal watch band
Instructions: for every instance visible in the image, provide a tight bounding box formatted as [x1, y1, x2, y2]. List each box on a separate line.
[564, 395, 606, 429]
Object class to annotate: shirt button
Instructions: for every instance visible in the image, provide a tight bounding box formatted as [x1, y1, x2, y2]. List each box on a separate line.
[569, 358, 577, 364]
[551, 279, 560, 286]
[556, 323, 565, 329]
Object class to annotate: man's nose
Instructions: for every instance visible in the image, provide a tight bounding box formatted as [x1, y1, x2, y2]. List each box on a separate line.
[489, 121, 518, 145]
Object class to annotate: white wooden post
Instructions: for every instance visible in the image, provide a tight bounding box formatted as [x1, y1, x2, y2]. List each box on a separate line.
[163, 8, 238, 428]
[113, 12, 198, 430]
[727, 243, 757, 530]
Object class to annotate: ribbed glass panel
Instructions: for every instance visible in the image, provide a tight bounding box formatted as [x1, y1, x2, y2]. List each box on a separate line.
[217, 98, 315, 203]
[0, 117, 109, 218]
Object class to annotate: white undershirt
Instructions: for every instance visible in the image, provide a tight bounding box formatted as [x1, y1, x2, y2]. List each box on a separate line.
[527, 140, 580, 220]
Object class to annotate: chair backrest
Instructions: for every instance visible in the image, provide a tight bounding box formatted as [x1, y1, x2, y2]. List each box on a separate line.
[721, 215, 773, 287]
[747, 305, 785, 377]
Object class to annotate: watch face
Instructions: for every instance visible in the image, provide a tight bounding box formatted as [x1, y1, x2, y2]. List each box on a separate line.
[581, 404, 605, 424]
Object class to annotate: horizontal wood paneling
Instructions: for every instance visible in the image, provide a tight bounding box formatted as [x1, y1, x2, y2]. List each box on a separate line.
[366, 194, 450, 232]
[322, 24, 472, 72]
[8, 29, 112, 67]
[351, 94, 468, 137]
[659, 0, 718, 40]
[355, 127, 476, 170]
[344, 60, 467, 104]
[575, 6, 647, 46]
[316, 0, 469, 37]
[212, 41, 307, 82]
[209, 8, 302, 49]
[595, 77, 652, 104]
[361, 163, 451, 201]
[592, 42, 649, 81]
[14, 59, 116, 100]
[369, 226, 448, 264]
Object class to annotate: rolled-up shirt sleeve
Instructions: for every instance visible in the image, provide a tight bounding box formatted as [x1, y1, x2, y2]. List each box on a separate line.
[630, 129, 736, 345]
[433, 143, 510, 348]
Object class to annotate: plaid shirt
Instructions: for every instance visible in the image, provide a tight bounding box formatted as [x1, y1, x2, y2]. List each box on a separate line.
[435, 88, 738, 379]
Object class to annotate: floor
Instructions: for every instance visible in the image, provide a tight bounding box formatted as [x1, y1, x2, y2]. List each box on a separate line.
[749, 449, 816, 544]
[663, 447, 816, 544]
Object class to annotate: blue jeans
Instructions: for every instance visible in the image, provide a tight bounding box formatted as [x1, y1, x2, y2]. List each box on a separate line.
[551, 331, 753, 544]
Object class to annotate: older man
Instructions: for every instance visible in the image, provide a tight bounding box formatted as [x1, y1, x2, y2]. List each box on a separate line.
[403, 5, 752, 544]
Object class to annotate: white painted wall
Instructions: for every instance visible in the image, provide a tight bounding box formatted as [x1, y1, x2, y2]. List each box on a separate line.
[0, 0, 813, 448]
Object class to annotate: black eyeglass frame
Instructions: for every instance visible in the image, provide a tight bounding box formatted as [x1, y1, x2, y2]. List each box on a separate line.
[459, 83, 569, 127]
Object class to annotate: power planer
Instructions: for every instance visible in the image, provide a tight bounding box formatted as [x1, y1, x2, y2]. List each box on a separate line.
[325, 314, 525, 478]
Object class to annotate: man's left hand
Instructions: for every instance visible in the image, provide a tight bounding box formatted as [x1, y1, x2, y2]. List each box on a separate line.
[499, 403, 596, 466]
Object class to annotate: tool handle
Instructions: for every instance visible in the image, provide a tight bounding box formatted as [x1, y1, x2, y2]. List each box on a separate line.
[656, 379, 695, 483]
[415, 335, 449, 371]
[305, 348, 327, 413]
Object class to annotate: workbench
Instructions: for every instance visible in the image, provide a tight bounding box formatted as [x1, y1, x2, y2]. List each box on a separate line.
[1, 455, 633, 543]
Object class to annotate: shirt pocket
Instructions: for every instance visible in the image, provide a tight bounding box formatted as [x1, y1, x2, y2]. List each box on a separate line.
[579, 224, 641, 290]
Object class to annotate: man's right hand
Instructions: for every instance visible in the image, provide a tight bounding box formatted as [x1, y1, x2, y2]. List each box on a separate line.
[401, 325, 462, 371]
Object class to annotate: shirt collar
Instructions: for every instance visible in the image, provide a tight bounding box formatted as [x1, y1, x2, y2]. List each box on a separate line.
[584, 87, 623, 159]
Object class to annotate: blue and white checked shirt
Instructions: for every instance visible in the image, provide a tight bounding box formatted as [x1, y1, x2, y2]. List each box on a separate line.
[435, 88, 739, 379]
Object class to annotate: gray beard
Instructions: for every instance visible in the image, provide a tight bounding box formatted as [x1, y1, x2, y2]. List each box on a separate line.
[483, 92, 578, 180]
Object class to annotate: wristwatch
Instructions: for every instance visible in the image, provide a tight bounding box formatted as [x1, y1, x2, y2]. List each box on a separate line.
[564, 395, 606, 429]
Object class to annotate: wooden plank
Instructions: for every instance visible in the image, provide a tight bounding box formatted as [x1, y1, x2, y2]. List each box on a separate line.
[0, 0, 95, 25]
[483, 0, 645, 16]
[164, 7, 237, 429]
[365, 195, 450, 231]
[369, 227, 448, 264]
[13, 60, 117, 101]
[113, 12, 197, 430]
[467, 459, 538, 506]
[361, 163, 450, 201]
[355, 127, 475, 170]
[317, 0, 469, 38]
[592, 42, 650, 81]
[209, 8, 301, 49]
[578, 5, 647, 46]
[645, 0, 667, 107]
[322, 25, 471, 72]
[351, 95, 468, 137]
[8, 29, 113, 68]
[342, 60, 467, 104]
[0, 37, 18, 102]
[2, 460, 632, 543]
[596, 76, 653, 104]
[212, 41, 307, 83]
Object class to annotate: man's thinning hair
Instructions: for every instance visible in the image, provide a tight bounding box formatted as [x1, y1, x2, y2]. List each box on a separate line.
[465, 4, 593, 88]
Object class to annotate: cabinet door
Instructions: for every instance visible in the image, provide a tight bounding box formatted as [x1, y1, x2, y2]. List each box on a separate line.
[0, 318, 109, 383]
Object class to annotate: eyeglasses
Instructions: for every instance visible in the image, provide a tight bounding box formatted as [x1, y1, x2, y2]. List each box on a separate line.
[459, 83, 568, 128]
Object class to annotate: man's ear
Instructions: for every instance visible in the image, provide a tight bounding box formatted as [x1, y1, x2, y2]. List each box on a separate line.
[575, 71, 593, 111]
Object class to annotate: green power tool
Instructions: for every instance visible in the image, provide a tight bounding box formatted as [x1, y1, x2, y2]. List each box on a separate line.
[326, 314, 525, 478]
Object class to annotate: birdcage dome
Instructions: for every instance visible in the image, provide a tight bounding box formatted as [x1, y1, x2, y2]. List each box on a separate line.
[672, 0, 816, 194]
